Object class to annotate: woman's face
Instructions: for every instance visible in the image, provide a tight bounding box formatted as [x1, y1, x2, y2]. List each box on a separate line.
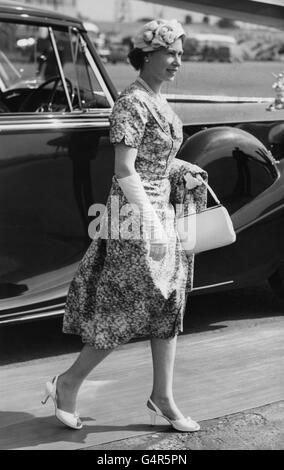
[146, 38, 183, 83]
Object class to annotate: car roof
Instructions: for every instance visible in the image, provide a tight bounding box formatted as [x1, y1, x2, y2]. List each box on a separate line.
[0, 1, 84, 29]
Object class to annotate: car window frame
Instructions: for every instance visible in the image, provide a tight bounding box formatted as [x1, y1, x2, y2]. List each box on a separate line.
[0, 18, 114, 115]
[52, 25, 114, 112]
[48, 25, 73, 112]
[75, 30, 114, 110]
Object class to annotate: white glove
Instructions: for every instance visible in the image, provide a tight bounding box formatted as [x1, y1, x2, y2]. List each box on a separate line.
[184, 172, 203, 190]
[117, 172, 167, 243]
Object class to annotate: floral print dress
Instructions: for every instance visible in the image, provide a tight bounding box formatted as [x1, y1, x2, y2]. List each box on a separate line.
[62, 77, 207, 349]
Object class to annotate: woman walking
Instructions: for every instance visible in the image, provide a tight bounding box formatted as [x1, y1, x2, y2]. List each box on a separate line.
[42, 19, 207, 432]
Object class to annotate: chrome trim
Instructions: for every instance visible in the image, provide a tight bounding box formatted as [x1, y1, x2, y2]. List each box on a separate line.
[0, 303, 65, 320]
[48, 27, 73, 112]
[80, 36, 114, 108]
[0, 120, 110, 131]
[0, 110, 111, 122]
[69, 27, 82, 109]
[192, 280, 234, 291]
[165, 93, 273, 104]
[0, 309, 64, 325]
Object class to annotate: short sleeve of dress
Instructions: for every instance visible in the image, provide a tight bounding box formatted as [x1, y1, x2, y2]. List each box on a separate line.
[109, 93, 148, 149]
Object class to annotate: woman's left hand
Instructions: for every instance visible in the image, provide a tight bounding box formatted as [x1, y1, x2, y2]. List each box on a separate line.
[183, 173, 203, 190]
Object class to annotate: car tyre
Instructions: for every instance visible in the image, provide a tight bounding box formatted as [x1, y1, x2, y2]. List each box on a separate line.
[269, 264, 284, 301]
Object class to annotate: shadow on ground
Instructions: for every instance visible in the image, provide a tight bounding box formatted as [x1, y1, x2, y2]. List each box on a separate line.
[0, 282, 283, 365]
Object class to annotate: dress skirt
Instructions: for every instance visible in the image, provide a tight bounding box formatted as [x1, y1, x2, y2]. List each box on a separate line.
[62, 173, 191, 349]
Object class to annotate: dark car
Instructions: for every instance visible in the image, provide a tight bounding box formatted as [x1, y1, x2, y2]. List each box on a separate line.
[108, 42, 130, 64]
[0, 1, 284, 324]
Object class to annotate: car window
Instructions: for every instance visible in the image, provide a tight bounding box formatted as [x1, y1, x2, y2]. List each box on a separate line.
[0, 23, 50, 91]
[0, 21, 112, 113]
[53, 28, 112, 109]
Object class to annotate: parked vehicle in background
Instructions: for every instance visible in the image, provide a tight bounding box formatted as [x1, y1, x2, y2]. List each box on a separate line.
[183, 33, 242, 62]
[108, 42, 129, 64]
[0, 0, 284, 325]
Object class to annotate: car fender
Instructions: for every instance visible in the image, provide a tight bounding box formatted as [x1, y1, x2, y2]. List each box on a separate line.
[177, 126, 283, 233]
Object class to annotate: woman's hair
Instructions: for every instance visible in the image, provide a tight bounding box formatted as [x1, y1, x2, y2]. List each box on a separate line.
[127, 47, 148, 71]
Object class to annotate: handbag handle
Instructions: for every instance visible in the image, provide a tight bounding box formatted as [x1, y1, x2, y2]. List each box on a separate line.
[195, 174, 221, 205]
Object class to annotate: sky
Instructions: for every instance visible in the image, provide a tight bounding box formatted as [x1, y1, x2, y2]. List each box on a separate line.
[76, 0, 202, 22]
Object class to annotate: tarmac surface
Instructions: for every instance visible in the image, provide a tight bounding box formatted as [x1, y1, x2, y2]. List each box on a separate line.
[83, 401, 284, 450]
[1, 282, 283, 450]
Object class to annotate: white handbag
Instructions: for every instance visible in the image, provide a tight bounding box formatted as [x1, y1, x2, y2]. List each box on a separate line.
[176, 178, 236, 254]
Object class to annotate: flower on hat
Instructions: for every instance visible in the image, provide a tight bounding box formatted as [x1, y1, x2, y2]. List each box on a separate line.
[146, 20, 159, 31]
[143, 30, 154, 43]
[133, 19, 185, 51]
[165, 31, 176, 44]
[152, 23, 177, 47]
[159, 25, 169, 37]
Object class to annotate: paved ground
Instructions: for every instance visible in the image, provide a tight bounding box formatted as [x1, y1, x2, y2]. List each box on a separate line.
[105, 61, 284, 97]
[83, 401, 284, 450]
[1, 283, 283, 450]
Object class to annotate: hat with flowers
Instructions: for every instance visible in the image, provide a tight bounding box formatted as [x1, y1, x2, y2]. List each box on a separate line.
[133, 19, 185, 52]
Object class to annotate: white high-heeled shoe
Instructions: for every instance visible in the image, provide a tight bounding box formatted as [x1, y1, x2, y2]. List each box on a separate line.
[147, 397, 200, 432]
[41, 375, 83, 430]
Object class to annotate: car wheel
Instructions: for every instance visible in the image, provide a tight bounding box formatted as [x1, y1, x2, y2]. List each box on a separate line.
[269, 265, 284, 301]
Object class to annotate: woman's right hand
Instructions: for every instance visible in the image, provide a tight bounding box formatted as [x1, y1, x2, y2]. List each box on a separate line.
[149, 241, 167, 261]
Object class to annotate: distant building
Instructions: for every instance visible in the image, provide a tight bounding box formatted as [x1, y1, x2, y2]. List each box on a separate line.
[6, 0, 78, 17]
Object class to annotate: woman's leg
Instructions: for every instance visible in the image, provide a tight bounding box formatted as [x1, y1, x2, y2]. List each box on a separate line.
[149, 336, 185, 420]
[55, 344, 112, 413]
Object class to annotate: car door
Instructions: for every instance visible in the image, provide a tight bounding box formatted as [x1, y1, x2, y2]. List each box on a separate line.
[0, 20, 115, 321]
